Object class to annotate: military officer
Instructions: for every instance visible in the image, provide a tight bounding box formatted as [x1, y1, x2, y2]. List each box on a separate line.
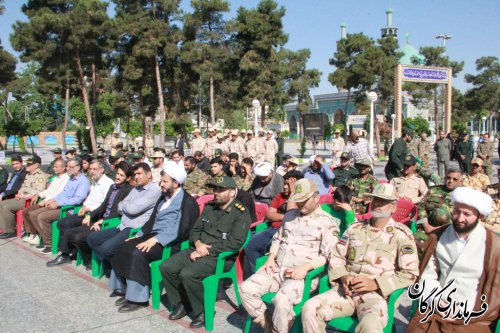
[191, 128, 206, 155]
[463, 157, 490, 192]
[47, 148, 63, 174]
[390, 155, 428, 204]
[0, 155, 48, 238]
[245, 131, 265, 163]
[417, 132, 431, 170]
[151, 151, 166, 186]
[301, 183, 419, 333]
[264, 130, 278, 167]
[241, 178, 340, 333]
[331, 128, 345, 168]
[161, 175, 251, 329]
[384, 128, 413, 181]
[227, 129, 245, 162]
[455, 133, 474, 174]
[183, 156, 207, 197]
[476, 132, 494, 179]
[347, 158, 378, 215]
[333, 152, 359, 187]
[240, 129, 248, 142]
[213, 133, 228, 153]
[407, 135, 421, 158]
[204, 128, 217, 159]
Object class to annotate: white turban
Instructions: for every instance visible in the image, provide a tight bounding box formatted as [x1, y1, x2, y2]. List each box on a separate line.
[253, 162, 272, 177]
[309, 155, 316, 164]
[450, 186, 493, 217]
[163, 160, 187, 184]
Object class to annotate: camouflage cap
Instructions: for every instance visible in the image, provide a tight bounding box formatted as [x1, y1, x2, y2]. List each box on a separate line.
[334, 128, 341, 133]
[26, 155, 42, 164]
[192, 128, 201, 134]
[428, 206, 451, 227]
[340, 152, 351, 160]
[51, 148, 62, 154]
[368, 183, 398, 201]
[152, 151, 165, 158]
[289, 178, 319, 203]
[240, 129, 247, 134]
[214, 148, 223, 157]
[216, 133, 224, 139]
[231, 129, 239, 135]
[96, 150, 105, 158]
[355, 158, 372, 168]
[471, 157, 483, 166]
[288, 157, 299, 165]
[403, 154, 418, 166]
[206, 175, 236, 189]
[114, 151, 125, 158]
[403, 127, 415, 137]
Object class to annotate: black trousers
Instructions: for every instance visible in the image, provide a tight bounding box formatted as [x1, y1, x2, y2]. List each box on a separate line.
[57, 214, 84, 254]
[66, 225, 94, 263]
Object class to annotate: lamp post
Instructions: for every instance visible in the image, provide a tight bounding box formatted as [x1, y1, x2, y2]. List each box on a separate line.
[482, 116, 487, 135]
[391, 114, 396, 144]
[252, 99, 260, 136]
[367, 91, 378, 156]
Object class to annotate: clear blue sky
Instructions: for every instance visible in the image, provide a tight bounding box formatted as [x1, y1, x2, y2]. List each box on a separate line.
[1, 0, 499, 96]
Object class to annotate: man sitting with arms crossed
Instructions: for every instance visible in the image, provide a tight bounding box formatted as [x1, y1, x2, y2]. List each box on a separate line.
[301, 183, 419, 333]
[161, 175, 251, 328]
[241, 178, 339, 333]
[406, 186, 500, 333]
[109, 161, 199, 313]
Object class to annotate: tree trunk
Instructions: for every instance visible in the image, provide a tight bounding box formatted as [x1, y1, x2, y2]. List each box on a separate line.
[154, 48, 166, 147]
[62, 77, 70, 151]
[344, 89, 351, 139]
[433, 87, 439, 132]
[209, 74, 215, 126]
[138, 91, 146, 147]
[375, 119, 381, 157]
[261, 103, 266, 128]
[75, 56, 98, 155]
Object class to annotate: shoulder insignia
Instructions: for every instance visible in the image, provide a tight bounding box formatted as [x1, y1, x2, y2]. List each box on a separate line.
[348, 247, 356, 261]
[37, 178, 44, 183]
[386, 226, 394, 233]
[401, 245, 415, 255]
[338, 234, 349, 246]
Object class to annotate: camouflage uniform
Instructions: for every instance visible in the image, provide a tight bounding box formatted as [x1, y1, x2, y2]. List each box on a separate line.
[183, 167, 207, 196]
[234, 174, 255, 191]
[417, 139, 431, 170]
[240, 206, 339, 333]
[476, 141, 495, 178]
[331, 136, 345, 168]
[483, 199, 500, 232]
[407, 137, 420, 158]
[205, 136, 217, 159]
[227, 138, 245, 161]
[191, 137, 206, 155]
[264, 138, 278, 167]
[347, 175, 378, 214]
[390, 173, 428, 204]
[463, 172, 490, 192]
[301, 219, 419, 333]
[213, 140, 228, 154]
[245, 138, 265, 163]
[151, 166, 163, 186]
[417, 185, 453, 224]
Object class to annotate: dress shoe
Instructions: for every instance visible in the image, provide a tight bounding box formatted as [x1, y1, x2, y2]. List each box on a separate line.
[190, 313, 205, 329]
[115, 296, 127, 307]
[0, 232, 16, 239]
[46, 255, 71, 267]
[168, 303, 187, 320]
[118, 301, 148, 313]
[109, 290, 125, 298]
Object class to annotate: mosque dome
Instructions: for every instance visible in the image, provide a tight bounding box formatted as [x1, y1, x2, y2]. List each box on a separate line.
[399, 33, 425, 65]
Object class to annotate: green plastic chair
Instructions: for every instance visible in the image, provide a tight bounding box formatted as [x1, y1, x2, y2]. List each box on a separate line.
[202, 231, 251, 331]
[319, 275, 406, 333]
[243, 256, 326, 333]
[90, 217, 122, 279]
[150, 239, 190, 310]
[51, 205, 81, 254]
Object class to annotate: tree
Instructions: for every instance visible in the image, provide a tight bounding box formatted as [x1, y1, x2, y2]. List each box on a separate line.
[0, 0, 17, 134]
[464, 56, 500, 134]
[404, 46, 464, 132]
[11, 0, 113, 155]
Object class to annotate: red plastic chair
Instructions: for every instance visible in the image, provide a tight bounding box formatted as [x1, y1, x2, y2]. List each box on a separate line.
[250, 202, 268, 229]
[392, 198, 417, 224]
[318, 194, 333, 205]
[15, 198, 32, 238]
[378, 179, 389, 184]
[196, 194, 214, 214]
[355, 201, 372, 221]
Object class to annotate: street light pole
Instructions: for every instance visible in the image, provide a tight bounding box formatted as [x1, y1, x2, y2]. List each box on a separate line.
[252, 99, 260, 136]
[436, 34, 452, 133]
[367, 91, 378, 156]
[391, 114, 396, 144]
[482, 116, 487, 135]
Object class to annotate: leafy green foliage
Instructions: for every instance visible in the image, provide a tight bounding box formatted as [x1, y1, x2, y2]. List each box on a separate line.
[403, 116, 430, 135]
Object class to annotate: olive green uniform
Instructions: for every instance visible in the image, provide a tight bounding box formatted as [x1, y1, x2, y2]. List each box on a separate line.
[183, 167, 207, 196]
[333, 165, 359, 187]
[160, 199, 251, 317]
[476, 141, 495, 178]
[455, 140, 473, 174]
[384, 138, 408, 181]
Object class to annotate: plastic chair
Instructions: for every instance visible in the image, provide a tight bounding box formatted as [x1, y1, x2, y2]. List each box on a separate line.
[15, 198, 32, 238]
[243, 256, 326, 333]
[378, 179, 389, 184]
[202, 231, 251, 331]
[90, 217, 122, 278]
[251, 202, 268, 229]
[196, 194, 214, 214]
[51, 205, 81, 254]
[392, 198, 417, 224]
[318, 194, 334, 204]
[319, 275, 406, 333]
[355, 201, 372, 221]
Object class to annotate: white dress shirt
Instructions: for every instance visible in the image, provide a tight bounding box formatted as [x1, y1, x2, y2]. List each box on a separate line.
[83, 174, 114, 211]
[39, 173, 70, 200]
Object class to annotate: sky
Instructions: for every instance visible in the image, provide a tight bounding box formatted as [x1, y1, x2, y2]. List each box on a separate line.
[1, 0, 499, 97]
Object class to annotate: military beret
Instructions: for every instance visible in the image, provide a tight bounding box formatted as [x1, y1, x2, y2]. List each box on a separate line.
[340, 152, 351, 160]
[403, 128, 415, 136]
[114, 151, 125, 158]
[51, 148, 62, 154]
[403, 155, 417, 166]
[26, 155, 42, 164]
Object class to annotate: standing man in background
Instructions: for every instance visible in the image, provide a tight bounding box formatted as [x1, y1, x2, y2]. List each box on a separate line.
[477, 132, 494, 179]
[434, 130, 452, 179]
[331, 129, 345, 168]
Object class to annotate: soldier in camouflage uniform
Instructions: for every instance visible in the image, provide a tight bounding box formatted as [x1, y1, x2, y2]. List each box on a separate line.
[417, 132, 431, 170]
[264, 130, 279, 167]
[463, 157, 490, 191]
[213, 133, 228, 154]
[183, 156, 207, 197]
[245, 131, 265, 163]
[241, 179, 340, 333]
[204, 128, 217, 159]
[347, 158, 378, 215]
[476, 132, 495, 179]
[390, 155, 428, 204]
[227, 130, 245, 162]
[301, 183, 419, 333]
[407, 135, 421, 158]
[190, 128, 206, 156]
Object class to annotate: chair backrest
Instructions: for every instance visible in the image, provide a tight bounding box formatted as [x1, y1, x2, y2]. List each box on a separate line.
[378, 179, 389, 184]
[318, 194, 333, 204]
[392, 198, 416, 223]
[254, 202, 268, 224]
[196, 194, 214, 214]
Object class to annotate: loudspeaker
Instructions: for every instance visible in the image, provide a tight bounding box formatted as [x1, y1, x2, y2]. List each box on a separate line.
[303, 113, 324, 137]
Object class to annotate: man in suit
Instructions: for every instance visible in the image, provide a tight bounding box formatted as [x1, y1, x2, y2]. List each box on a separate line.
[174, 133, 185, 156]
[0, 154, 27, 201]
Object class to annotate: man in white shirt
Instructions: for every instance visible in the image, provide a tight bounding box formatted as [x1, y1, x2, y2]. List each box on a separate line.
[46, 160, 113, 266]
[343, 129, 376, 164]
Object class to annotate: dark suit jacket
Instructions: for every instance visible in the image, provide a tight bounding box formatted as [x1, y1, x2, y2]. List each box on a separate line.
[175, 137, 185, 154]
[89, 182, 133, 222]
[0, 167, 27, 199]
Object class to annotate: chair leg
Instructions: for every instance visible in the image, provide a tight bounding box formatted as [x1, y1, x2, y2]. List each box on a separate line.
[51, 221, 59, 255]
[243, 313, 253, 333]
[16, 211, 24, 239]
[231, 271, 242, 306]
[91, 251, 100, 278]
[75, 250, 82, 267]
[203, 275, 219, 332]
[150, 261, 162, 310]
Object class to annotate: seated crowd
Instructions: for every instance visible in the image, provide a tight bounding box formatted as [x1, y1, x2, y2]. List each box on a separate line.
[0, 129, 498, 333]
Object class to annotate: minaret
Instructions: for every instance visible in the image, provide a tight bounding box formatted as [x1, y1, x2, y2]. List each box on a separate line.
[381, 8, 398, 38]
[340, 22, 347, 39]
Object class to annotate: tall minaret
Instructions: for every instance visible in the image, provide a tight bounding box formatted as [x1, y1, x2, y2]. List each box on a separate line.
[340, 22, 347, 39]
[381, 8, 398, 38]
